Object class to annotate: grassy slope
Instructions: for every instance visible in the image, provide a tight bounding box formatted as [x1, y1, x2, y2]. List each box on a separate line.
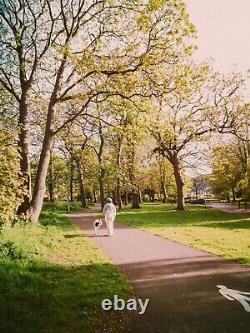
[117, 203, 250, 265]
[0, 202, 132, 333]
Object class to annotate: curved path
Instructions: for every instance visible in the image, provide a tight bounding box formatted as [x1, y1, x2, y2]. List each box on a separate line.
[70, 209, 250, 333]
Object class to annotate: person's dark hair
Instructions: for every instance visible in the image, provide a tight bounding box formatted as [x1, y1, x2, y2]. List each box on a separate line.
[106, 197, 112, 203]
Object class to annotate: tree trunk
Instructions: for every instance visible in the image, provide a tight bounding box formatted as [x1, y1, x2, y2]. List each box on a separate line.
[27, 55, 66, 222]
[195, 187, 198, 200]
[112, 189, 118, 205]
[30, 55, 68, 221]
[116, 180, 123, 210]
[30, 99, 57, 221]
[93, 187, 97, 203]
[161, 179, 167, 203]
[139, 190, 142, 203]
[124, 191, 128, 205]
[172, 155, 186, 210]
[99, 168, 105, 209]
[69, 160, 74, 202]
[17, 95, 31, 215]
[127, 145, 140, 209]
[78, 168, 87, 208]
[95, 121, 106, 209]
[159, 157, 167, 203]
[48, 153, 54, 202]
[116, 138, 123, 210]
[131, 188, 140, 209]
[232, 186, 236, 202]
[30, 130, 53, 222]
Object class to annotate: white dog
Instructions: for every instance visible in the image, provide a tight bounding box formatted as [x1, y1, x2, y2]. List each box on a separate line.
[94, 219, 103, 235]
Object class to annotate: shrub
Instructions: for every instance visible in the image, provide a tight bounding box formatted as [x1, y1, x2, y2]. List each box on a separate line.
[0, 127, 24, 225]
[0, 241, 27, 260]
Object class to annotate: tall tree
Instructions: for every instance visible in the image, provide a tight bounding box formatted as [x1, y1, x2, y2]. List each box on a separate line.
[0, 0, 60, 213]
[150, 65, 243, 210]
[1, 0, 197, 221]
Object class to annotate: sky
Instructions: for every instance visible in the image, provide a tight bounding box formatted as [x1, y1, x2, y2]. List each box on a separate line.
[184, 0, 250, 74]
[183, 1, 250, 175]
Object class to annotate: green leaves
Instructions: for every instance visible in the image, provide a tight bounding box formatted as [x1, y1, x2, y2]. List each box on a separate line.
[209, 143, 246, 200]
[0, 127, 24, 225]
[137, 12, 152, 31]
[147, 0, 165, 12]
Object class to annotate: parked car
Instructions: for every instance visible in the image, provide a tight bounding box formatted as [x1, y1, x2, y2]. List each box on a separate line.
[190, 198, 206, 205]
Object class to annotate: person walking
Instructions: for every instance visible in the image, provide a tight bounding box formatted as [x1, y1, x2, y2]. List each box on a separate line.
[103, 198, 116, 236]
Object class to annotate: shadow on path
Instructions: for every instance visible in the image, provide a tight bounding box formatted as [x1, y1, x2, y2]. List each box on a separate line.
[70, 209, 250, 333]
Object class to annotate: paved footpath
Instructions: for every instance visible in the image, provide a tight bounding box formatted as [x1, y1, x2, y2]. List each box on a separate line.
[209, 202, 250, 215]
[70, 209, 250, 333]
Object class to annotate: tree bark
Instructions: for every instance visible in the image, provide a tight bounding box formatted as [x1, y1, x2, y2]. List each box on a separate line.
[14, 29, 33, 216]
[69, 160, 74, 202]
[127, 143, 140, 209]
[161, 181, 167, 203]
[98, 177, 105, 208]
[139, 190, 142, 203]
[131, 187, 140, 209]
[30, 130, 53, 222]
[116, 138, 123, 210]
[99, 170, 105, 209]
[232, 186, 236, 202]
[124, 191, 128, 205]
[30, 56, 67, 222]
[17, 95, 32, 215]
[116, 181, 123, 210]
[93, 187, 97, 203]
[112, 189, 118, 205]
[30, 97, 57, 221]
[48, 153, 54, 202]
[159, 157, 167, 203]
[195, 186, 198, 200]
[172, 154, 186, 210]
[78, 168, 87, 208]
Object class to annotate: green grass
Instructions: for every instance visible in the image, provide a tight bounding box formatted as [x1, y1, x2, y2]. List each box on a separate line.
[0, 201, 132, 333]
[117, 203, 250, 265]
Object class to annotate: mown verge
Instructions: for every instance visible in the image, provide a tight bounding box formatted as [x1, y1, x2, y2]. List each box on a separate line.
[117, 203, 250, 265]
[0, 202, 132, 333]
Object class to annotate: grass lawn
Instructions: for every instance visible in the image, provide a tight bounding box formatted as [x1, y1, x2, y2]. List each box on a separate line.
[117, 203, 250, 265]
[0, 202, 132, 333]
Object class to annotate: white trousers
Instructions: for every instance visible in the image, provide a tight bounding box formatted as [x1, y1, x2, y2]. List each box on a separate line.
[105, 214, 115, 236]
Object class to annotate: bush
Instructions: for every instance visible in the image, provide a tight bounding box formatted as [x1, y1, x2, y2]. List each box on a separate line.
[0, 241, 27, 260]
[0, 127, 24, 225]
[43, 201, 81, 213]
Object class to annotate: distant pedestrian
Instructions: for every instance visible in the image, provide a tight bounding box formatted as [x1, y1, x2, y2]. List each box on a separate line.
[103, 198, 116, 236]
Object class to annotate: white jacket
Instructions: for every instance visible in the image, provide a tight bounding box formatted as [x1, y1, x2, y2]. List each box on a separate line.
[103, 203, 116, 217]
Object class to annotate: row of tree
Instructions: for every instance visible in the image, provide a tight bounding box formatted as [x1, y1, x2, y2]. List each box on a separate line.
[0, 0, 249, 224]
